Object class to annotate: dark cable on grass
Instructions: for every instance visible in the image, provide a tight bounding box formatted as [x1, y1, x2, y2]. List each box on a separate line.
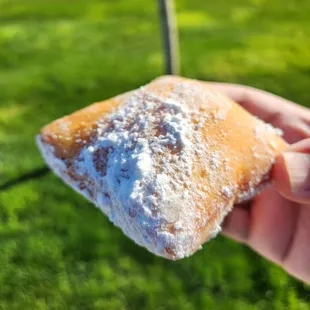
[158, 0, 180, 75]
[0, 166, 50, 191]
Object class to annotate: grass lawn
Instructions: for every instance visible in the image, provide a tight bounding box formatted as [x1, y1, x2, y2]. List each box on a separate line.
[1, 0, 310, 309]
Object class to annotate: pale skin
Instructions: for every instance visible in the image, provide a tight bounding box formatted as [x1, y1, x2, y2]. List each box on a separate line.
[209, 82, 310, 284]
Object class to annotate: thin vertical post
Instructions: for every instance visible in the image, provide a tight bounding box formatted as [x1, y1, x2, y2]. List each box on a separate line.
[157, 0, 180, 75]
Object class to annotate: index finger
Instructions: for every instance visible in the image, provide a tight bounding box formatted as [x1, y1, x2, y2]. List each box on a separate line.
[208, 83, 309, 123]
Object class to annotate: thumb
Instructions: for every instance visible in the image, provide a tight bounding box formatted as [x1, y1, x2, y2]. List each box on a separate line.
[273, 138, 310, 204]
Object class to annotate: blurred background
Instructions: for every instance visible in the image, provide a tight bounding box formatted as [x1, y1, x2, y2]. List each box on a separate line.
[0, 0, 310, 309]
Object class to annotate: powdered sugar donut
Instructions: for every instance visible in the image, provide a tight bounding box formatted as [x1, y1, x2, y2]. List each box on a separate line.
[37, 76, 287, 259]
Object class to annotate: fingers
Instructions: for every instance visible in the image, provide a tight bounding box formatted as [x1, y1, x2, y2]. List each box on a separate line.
[271, 139, 310, 283]
[213, 82, 310, 283]
[281, 203, 310, 284]
[222, 189, 301, 265]
[209, 83, 308, 119]
[208, 83, 310, 142]
[268, 114, 310, 144]
[246, 188, 300, 265]
[223, 188, 310, 283]
[222, 203, 251, 243]
[273, 138, 310, 204]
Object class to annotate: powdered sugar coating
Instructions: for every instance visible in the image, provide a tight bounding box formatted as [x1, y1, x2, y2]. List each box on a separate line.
[37, 76, 286, 260]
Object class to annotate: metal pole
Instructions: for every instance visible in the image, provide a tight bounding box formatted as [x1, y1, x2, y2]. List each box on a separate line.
[158, 0, 180, 75]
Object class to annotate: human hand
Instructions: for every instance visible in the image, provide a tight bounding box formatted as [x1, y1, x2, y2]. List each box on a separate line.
[210, 82, 310, 284]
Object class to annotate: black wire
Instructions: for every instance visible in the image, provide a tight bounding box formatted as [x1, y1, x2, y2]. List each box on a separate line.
[0, 166, 50, 192]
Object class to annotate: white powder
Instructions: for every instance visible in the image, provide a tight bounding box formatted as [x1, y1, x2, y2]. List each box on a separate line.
[254, 121, 283, 142]
[39, 82, 217, 258]
[222, 186, 233, 198]
[87, 146, 95, 153]
[209, 152, 221, 170]
[37, 78, 282, 259]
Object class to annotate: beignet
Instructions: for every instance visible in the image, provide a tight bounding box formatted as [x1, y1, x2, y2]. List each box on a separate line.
[37, 76, 287, 259]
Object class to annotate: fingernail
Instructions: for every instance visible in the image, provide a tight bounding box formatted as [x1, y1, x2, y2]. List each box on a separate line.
[283, 152, 310, 194]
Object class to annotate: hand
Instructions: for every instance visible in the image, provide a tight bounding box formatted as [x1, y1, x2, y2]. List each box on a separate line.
[210, 82, 310, 284]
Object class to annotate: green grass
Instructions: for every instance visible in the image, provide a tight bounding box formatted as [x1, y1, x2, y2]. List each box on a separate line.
[0, 0, 310, 309]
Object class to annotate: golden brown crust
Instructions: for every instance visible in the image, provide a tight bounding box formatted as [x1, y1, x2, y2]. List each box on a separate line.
[38, 76, 287, 259]
[40, 95, 126, 158]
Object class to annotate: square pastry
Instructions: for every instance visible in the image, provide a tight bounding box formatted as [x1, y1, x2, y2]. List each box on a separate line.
[37, 76, 286, 259]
